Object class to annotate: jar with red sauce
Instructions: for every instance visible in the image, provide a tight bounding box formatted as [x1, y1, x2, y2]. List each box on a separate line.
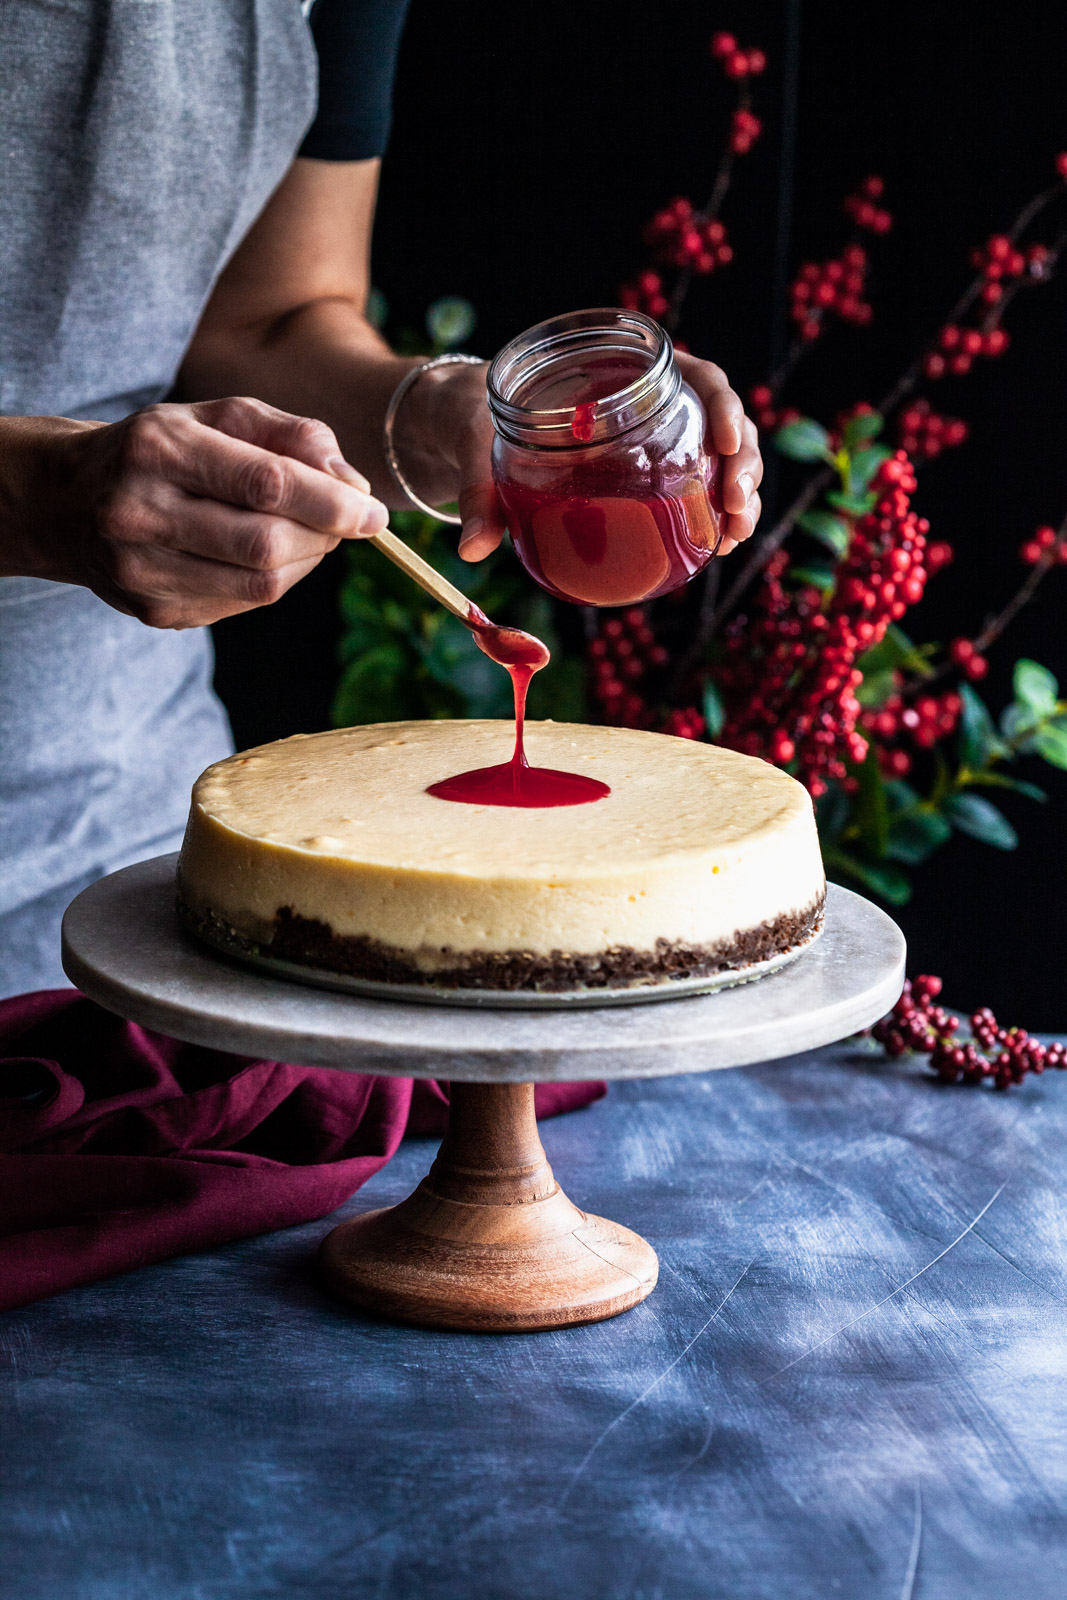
[487, 308, 723, 608]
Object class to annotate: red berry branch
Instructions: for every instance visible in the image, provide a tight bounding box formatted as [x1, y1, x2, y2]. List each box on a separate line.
[701, 174, 1066, 652]
[586, 606, 669, 730]
[872, 975, 1066, 1091]
[896, 508, 1067, 698]
[620, 32, 766, 333]
[605, 33, 1067, 911]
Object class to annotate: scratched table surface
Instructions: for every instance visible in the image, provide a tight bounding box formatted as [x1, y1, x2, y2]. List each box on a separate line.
[3, 1041, 1067, 1600]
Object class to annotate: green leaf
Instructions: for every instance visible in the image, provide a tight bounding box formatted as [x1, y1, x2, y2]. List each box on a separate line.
[331, 643, 413, 727]
[957, 683, 1007, 768]
[366, 286, 388, 330]
[418, 613, 512, 718]
[853, 747, 890, 857]
[775, 418, 833, 462]
[526, 655, 589, 723]
[842, 410, 884, 450]
[849, 444, 892, 494]
[789, 564, 836, 594]
[827, 488, 877, 516]
[968, 771, 1047, 803]
[884, 807, 953, 865]
[856, 669, 899, 709]
[1013, 657, 1059, 716]
[797, 509, 850, 557]
[884, 777, 922, 810]
[1034, 723, 1067, 769]
[425, 295, 477, 351]
[825, 849, 912, 905]
[336, 600, 393, 661]
[815, 783, 851, 843]
[857, 623, 933, 678]
[944, 792, 1018, 850]
[702, 679, 725, 738]
[999, 701, 1039, 752]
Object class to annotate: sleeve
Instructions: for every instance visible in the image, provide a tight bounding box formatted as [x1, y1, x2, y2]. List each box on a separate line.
[299, 0, 413, 162]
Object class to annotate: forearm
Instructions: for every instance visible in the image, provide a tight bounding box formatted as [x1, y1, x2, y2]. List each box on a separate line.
[179, 298, 458, 510]
[0, 416, 102, 580]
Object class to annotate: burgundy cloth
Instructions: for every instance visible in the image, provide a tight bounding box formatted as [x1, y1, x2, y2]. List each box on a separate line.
[0, 990, 605, 1312]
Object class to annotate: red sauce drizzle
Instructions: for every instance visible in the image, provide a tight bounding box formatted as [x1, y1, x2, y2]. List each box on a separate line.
[571, 401, 597, 443]
[425, 607, 610, 809]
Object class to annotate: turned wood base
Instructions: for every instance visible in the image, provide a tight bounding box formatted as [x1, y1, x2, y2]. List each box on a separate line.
[318, 1082, 658, 1332]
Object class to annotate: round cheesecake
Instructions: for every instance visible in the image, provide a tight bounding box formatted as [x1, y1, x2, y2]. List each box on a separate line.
[177, 720, 826, 993]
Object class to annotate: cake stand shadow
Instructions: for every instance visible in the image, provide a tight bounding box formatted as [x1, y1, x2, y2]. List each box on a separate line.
[62, 855, 905, 1333]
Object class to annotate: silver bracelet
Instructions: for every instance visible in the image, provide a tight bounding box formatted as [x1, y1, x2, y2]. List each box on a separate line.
[382, 353, 485, 524]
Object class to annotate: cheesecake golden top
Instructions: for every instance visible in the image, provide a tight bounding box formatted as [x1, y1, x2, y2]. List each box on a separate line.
[186, 719, 816, 878]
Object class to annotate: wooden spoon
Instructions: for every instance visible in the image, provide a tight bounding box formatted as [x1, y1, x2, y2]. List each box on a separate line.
[366, 528, 549, 669]
[366, 528, 476, 622]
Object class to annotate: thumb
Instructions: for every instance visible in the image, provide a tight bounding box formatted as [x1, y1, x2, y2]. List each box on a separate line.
[457, 478, 508, 562]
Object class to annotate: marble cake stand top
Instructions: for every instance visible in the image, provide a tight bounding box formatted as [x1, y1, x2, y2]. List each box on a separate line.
[61, 854, 905, 1083]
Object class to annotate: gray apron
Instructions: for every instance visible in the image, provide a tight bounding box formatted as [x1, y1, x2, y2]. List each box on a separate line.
[0, 0, 318, 996]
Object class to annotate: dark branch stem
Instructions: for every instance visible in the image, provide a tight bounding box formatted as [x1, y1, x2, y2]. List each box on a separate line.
[668, 466, 833, 695]
[664, 91, 743, 332]
[703, 178, 1067, 638]
[711, 467, 833, 629]
[903, 509, 1067, 694]
[975, 550, 1058, 655]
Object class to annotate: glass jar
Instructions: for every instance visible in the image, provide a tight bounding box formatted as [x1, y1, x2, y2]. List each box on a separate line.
[487, 308, 722, 607]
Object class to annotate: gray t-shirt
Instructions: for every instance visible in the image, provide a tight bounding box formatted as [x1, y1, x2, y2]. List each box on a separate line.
[0, 0, 318, 996]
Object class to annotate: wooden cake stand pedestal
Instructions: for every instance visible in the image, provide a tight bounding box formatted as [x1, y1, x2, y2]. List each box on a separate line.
[320, 1081, 657, 1331]
[62, 856, 905, 1333]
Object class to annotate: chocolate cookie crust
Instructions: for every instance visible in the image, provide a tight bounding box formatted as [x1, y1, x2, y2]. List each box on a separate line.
[180, 893, 826, 994]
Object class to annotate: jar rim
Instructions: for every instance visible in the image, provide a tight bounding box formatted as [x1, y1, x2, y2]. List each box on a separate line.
[487, 307, 677, 449]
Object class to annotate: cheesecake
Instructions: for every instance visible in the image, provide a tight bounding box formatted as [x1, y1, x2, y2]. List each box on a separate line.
[177, 720, 826, 993]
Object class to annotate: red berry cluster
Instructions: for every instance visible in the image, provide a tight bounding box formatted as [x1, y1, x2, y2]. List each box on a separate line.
[588, 607, 668, 729]
[619, 268, 670, 320]
[948, 636, 989, 680]
[924, 322, 1009, 378]
[790, 245, 871, 341]
[843, 176, 892, 235]
[748, 386, 800, 434]
[873, 976, 1066, 1091]
[925, 539, 955, 574]
[896, 400, 968, 460]
[717, 454, 932, 795]
[662, 706, 707, 740]
[864, 688, 962, 776]
[643, 198, 734, 275]
[1020, 523, 1067, 565]
[730, 108, 762, 155]
[968, 232, 1039, 305]
[709, 33, 767, 78]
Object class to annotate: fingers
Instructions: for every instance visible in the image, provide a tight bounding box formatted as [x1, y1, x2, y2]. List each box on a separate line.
[193, 395, 371, 489]
[675, 353, 745, 454]
[457, 478, 507, 560]
[122, 403, 387, 538]
[720, 415, 764, 516]
[719, 489, 762, 551]
[453, 409, 507, 560]
[99, 543, 324, 630]
[126, 480, 344, 569]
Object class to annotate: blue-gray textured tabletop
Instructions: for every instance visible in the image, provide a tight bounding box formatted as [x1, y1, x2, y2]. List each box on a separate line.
[2, 1040, 1065, 1600]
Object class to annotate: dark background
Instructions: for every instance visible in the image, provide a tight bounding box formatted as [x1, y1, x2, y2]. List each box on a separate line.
[213, 1, 1067, 1026]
